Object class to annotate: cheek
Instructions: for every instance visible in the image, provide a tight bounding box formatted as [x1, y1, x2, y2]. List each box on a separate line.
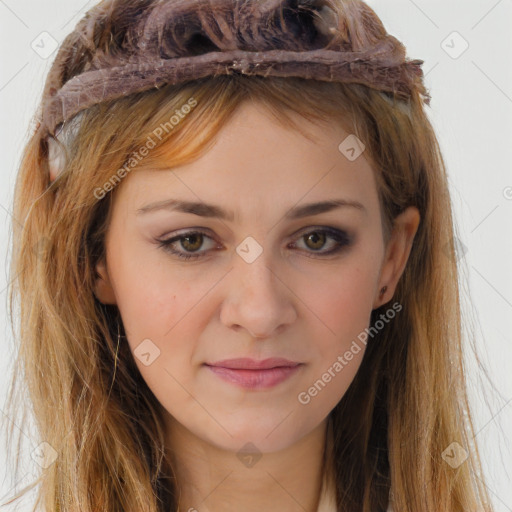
[290, 256, 380, 412]
[109, 253, 210, 408]
[303, 260, 379, 349]
[107, 247, 219, 393]
[109, 240, 207, 336]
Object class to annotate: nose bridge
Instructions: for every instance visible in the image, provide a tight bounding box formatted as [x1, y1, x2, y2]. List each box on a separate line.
[233, 232, 277, 287]
[237, 249, 276, 293]
[233, 243, 284, 306]
[220, 241, 296, 338]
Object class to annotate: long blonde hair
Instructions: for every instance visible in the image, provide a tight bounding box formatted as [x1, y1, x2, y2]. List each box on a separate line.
[4, 3, 494, 512]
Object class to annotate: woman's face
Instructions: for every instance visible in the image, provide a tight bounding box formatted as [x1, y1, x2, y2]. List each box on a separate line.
[94, 101, 419, 453]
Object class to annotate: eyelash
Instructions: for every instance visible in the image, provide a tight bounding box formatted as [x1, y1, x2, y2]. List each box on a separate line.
[156, 227, 352, 261]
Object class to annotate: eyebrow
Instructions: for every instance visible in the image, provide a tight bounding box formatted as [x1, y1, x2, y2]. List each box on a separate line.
[136, 198, 366, 220]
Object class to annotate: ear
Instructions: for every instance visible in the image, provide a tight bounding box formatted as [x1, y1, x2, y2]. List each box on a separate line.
[372, 206, 420, 309]
[93, 258, 117, 304]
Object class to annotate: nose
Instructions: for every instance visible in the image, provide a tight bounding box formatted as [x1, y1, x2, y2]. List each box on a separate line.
[219, 251, 297, 339]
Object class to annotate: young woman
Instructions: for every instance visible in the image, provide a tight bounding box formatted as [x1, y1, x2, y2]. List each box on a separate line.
[4, 0, 494, 510]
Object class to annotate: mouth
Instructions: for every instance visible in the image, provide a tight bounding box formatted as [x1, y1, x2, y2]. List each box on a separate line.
[204, 358, 303, 389]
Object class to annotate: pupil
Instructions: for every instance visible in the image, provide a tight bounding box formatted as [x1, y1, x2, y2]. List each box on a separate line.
[306, 232, 325, 250]
[182, 234, 202, 251]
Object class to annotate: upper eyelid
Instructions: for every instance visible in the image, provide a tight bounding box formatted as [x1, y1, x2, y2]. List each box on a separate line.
[159, 225, 347, 242]
[160, 228, 217, 244]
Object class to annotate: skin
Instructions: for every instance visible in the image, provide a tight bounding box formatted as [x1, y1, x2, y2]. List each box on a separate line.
[94, 101, 420, 512]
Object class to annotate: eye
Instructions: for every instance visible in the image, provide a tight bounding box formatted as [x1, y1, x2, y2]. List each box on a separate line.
[289, 227, 352, 257]
[157, 230, 219, 260]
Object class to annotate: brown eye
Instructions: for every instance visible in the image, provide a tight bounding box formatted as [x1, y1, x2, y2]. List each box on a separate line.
[180, 233, 203, 252]
[157, 230, 218, 260]
[291, 227, 352, 257]
[304, 231, 327, 251]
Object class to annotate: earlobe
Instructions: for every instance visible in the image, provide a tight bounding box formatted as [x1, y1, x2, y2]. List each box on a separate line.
[372, 206, 420, 309]
[93, 259, 117, 304]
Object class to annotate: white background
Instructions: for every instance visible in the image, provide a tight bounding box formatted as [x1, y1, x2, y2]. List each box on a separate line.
[0, 0, 511, 510]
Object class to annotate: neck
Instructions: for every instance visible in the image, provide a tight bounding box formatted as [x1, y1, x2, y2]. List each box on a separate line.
[164, 415, 332, 512]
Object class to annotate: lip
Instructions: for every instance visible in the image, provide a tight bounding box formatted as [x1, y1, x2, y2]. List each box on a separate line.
[204, 358, 302, 390]
[206, 357, 300, 370]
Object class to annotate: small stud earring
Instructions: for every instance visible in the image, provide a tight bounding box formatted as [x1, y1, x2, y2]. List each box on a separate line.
[380, 285, 388, 297]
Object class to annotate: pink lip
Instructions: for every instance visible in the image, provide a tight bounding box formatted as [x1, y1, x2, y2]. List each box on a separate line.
[204, 358, 302, 389]
[207, 357, 300, 370]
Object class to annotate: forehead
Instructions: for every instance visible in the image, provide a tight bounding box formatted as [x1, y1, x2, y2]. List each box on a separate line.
[112, 101, 379, 219]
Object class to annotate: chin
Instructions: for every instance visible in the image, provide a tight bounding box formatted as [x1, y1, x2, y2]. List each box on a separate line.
[199, 414, 312, 454]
